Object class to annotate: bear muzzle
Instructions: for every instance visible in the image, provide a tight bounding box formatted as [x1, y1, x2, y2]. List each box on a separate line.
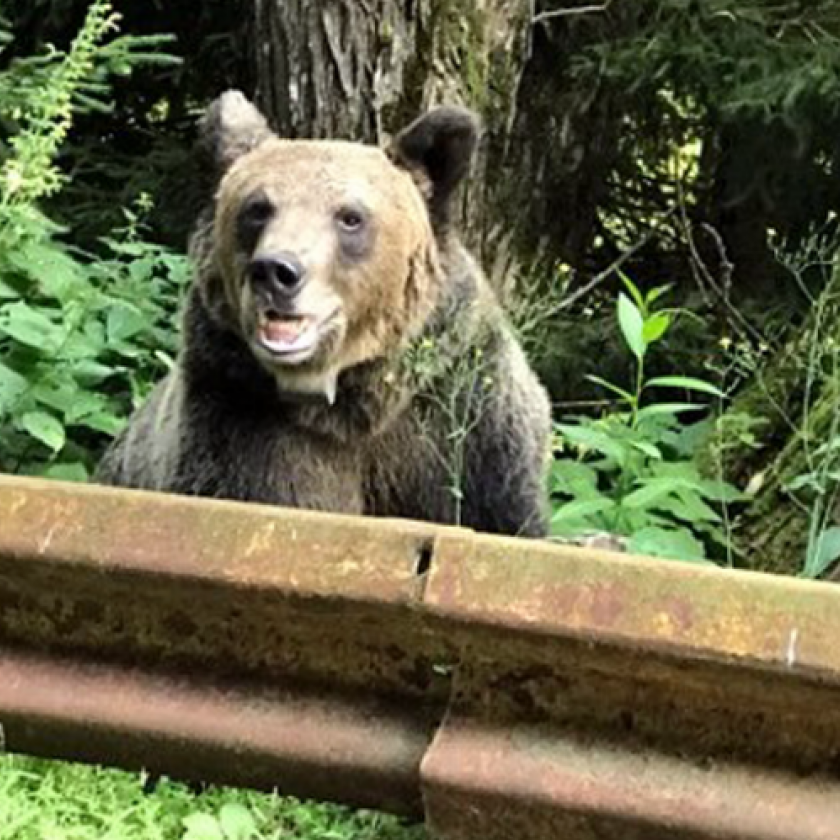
[248, 253, 306, 300]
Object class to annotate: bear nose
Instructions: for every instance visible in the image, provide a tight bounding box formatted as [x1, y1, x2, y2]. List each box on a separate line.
[248, 254, 306, 298]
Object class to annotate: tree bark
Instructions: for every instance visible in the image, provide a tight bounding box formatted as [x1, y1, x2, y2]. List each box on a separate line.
[250, 0, 530, 245]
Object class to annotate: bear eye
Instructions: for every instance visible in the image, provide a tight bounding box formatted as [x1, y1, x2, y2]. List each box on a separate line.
[240, 195, 275, 228]
[336, 206, 366, 233]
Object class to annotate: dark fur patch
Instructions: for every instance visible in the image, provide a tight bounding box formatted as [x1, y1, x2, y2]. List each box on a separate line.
[389, 106, 480, 227]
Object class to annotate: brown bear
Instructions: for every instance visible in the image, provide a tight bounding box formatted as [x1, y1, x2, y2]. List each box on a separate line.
[96, 90, 552, 537]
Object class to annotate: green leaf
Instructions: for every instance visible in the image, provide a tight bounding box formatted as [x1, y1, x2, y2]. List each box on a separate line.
[629, 527, 709, 563]
[218, 803, 257, 840]
[550, 459, 600, 499]
[642, 312, 670, 344]
[40, 462, 90, 483]
[637, 403, 706, 419]
[182, 813, 225, 840]
[646, 376, 725, 398]
[623, 477, 689, 510]
[586, 374, 634, 402]
[804, 527, 840, 579]
[551, 497, 616, 524]
[71, 359, 116, 385]
[0, 302, 60, 351]
[696, 478, 744, 503]
[107, 301, 147, 344]
[74, 411, 126, 437]
[627, 440, 662, 460]
[5, 239, 84, 299]
[556, 423, 629, 465]
[19, 411, 66, 452]
[0, 276, 19, 299]
[0, 362, 28, 414]
[655, 491, 722, 524]
[645, 284, 672, 306]
[619, 271, 646, 310]
[617, 292, 646, 359]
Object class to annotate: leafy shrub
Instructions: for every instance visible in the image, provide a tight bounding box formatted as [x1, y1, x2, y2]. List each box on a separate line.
[550, 276, 743, 563]
[0, 1, 187, 480]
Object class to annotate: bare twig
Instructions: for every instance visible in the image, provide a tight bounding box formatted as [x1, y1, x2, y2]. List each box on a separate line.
[557, 213, 675, 312]
[533, 1, 612, 25]
[675, 183, 768, 348]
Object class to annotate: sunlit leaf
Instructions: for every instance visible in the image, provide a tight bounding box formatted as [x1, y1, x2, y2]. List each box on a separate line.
[804, 527, 840, 579]
[19, 410, 65, 452]
[646, 375, 725, 397]
[617, 292, 646, 360]
[630, 526, 710, 563]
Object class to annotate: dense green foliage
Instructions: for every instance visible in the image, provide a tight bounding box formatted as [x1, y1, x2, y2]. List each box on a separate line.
[0, 2, 187, 479]
[550, 275, 743, 563]
[0, 756, 423, 840]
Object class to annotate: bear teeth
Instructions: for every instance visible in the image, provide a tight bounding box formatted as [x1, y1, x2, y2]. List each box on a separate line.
[258, 314, 314, 351]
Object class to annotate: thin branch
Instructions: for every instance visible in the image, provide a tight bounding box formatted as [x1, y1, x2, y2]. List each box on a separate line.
[557, 214, 674, 312]
[676, 183, 768, 349]
[533, 1, 612, 25]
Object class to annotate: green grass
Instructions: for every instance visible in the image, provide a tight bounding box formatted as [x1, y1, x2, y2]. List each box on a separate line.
[0, 755, 426, 840]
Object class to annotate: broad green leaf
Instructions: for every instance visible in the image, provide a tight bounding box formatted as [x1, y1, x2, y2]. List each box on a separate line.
[0, 362, 28, 413]
[550, 459, 600, 499]
[19, 411, 65, 452]
[0, 302, 60, 350]
[623, 477, 689, 509]
[107, 301, 147, 344]
[627, 440, 662, 460]
[696, 478, 745, 503]
[556, 423, 629, 465]
[630, 526, 709, 563]
[41, 462, 89, 483]
[617, 292, 646, 359]
[182, 813, 225, 840]
[5, 240, 84, 299]
[77, 412, 124, 436]
[642, 312, 670, 344]
[646, 376, 724, 398]
[0, 276, 19, 299]
[805, 527, 840, 579]
[218, 803, 257, 840]
[655, 491, 721, 524]
[71, 359, 116, 384]
[551, 497, 616, 524]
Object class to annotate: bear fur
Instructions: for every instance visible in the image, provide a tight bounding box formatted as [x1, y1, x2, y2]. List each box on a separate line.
[96, 90, 552, 538]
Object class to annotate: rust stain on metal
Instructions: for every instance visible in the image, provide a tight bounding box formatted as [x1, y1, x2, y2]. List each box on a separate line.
[425, 532, 840, 677]
[4, 475, 840, 839]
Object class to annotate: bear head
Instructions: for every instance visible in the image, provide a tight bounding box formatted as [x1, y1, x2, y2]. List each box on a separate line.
[197, 90, 479, 402]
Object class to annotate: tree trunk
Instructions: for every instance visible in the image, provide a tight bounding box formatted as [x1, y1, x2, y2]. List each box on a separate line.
[250, 0, 530, 247]
[248, 2, 628, 275]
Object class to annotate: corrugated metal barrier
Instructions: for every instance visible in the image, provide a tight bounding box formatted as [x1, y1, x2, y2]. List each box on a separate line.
[1, 474, 839, 840]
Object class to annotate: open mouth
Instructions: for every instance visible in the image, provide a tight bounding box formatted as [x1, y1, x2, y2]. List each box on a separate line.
[256, 310, 319, 358]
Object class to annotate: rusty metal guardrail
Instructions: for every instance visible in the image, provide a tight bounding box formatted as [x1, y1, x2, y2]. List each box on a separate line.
[1, 474, 840, 840]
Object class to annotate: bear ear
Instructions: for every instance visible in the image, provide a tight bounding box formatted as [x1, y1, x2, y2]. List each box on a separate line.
[200, 90, 275, 174]
[389, 106, 480, 224]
